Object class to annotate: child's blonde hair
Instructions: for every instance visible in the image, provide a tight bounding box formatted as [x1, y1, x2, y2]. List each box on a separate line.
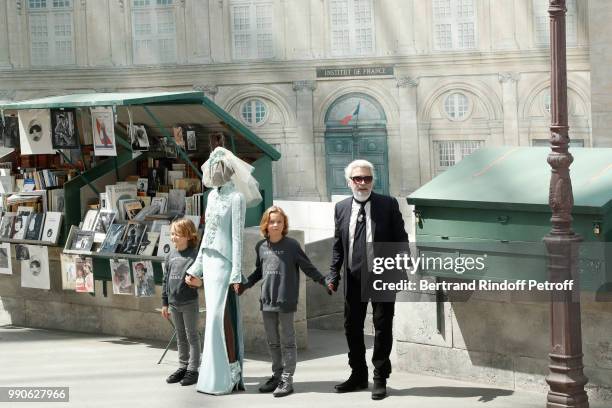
[170, 218, 198, 247]
[259, 206, 289, 238]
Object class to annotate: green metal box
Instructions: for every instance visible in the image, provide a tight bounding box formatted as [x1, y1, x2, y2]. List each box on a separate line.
[407, 147, 612, 291]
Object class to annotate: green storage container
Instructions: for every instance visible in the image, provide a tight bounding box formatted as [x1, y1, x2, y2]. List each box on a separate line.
[407, 147, 612, 291]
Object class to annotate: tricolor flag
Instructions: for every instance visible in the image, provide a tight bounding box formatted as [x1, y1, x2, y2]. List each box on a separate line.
[340, 102, 361, 125]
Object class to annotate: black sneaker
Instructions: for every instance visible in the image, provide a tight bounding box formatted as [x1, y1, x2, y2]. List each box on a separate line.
[180, 370, 199, 386]
[258, 376, 281, 393]
[166, 368, 187, 384]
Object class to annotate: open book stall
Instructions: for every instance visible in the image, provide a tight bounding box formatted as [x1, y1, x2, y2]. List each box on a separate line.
[1, 91, 280, 297]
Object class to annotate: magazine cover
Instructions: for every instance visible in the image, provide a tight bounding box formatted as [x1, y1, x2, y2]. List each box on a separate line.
[11, 210, 32, 240]
[82, 209, 99, 231]
[50, 108, 79, 149]
[60, 253, 77, 290]
[20, 245, 50, 290]
[133, 260, 155, 297]
[91, 107, 117, 156]
[130, 124, 150, 151]
[0, 242, 12, 275]
[18, 109, 55, 155]
[0, 212, 16, 238]
[75, 256, 94, 293]
[1, 115, 19, 148]
[110, 258, 132, 295]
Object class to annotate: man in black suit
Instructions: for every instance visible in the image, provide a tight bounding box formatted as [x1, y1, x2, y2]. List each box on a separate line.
[327, 159, 408, 400]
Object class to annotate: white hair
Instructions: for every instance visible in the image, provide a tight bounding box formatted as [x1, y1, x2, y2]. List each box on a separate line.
[344, 159, 376, 182]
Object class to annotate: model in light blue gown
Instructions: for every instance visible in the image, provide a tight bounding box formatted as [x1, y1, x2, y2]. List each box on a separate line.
[187, 181, 246, 395]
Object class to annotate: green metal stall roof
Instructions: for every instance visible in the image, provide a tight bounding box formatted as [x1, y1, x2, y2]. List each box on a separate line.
[408, 147, 612, 215]
[0, 91, 281, 161]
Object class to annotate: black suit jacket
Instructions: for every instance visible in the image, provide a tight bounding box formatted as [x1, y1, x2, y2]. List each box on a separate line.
[328, 192, 409, 294]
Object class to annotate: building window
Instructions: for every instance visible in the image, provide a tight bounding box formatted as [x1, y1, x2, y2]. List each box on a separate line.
[27, 0, 75, 66]
[132, 0, 177, 64]
[433, 0, 477, 51]
[435, 140, 482, 173]
[230, 1, 274, 60]
[443, 92, 470, 120]
[329, 0, 374, 56]
[240, 99, 268, 126]
[533, 0, 577, 46]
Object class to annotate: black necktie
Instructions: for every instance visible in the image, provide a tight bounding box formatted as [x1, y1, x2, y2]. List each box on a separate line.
[350, 200, 367, 279]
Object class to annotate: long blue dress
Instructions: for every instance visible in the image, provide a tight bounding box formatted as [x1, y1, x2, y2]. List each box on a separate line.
[187, 182, 246, 394]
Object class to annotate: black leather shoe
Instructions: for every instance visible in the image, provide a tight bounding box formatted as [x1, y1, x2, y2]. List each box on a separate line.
[371, 379, 387, 400]
[166, 368, 187, 384]
[334, 374, 368, 393]
[180, 370, 198, 386]
[259, 376, 281, 393]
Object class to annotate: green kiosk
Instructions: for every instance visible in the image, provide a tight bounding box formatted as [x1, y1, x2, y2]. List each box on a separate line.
[408, 146, 612, 292]
[0, 91, 281, 286]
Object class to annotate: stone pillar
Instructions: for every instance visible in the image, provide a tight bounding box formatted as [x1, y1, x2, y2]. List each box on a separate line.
[393, 0, 416, 55]
[498, 72, 521, 146]
[309, 0, 324, 59]
[396, 76, 421, 195]
[85, 0, 112, 66]
[492, 0, 519, 50]
[73, 0, 88, 66]
[590, 0, 612, 146]
[8, 0, 27, 68]
[175, 0, 187, 64]
[292, 80, 322, 200]
[185, 0, 211, 64]
[193, 84, 218, 102]
[109, 0, 128, 66]
[0, 1, 12, 67]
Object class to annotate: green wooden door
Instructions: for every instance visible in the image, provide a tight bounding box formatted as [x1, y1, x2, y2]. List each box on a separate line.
[324, 93, 389, 197]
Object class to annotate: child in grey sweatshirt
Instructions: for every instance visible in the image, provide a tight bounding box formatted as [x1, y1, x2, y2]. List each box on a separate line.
[241, 206, 330, 397]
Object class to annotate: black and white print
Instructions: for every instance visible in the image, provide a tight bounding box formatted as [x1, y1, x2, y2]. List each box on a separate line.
[51, 109, 79, 149]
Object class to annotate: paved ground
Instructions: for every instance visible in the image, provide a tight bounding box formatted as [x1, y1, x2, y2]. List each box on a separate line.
[0, 325, 596, 408]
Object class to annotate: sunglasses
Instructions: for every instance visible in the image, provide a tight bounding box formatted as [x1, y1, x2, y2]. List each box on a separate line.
[350, 176, 373, 184]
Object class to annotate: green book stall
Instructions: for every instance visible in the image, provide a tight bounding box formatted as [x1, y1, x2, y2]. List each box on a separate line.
[407, 146, 612, 293]
[0, 91, 280, 298]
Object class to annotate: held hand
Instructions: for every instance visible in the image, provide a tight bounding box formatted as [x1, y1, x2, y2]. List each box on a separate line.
[161, 306, 169, 319]
[232, 283, 244, 295]
[185, 275, 202, 288]
[327, 282, 337, 293]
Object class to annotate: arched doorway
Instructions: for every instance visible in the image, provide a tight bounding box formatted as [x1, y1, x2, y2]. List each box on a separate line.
[324, 93, 389, 197]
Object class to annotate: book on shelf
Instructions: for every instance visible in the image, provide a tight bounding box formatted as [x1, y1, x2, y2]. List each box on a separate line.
[98, 223, 126, 253]
[0, 213, 16, 238]
[41, 212, 63, 243]
[137, 231, 159, 256]
[24, 213, 45, 241]
[70, 229, 95, 251]
[156, 225, 172, 257]
[167, 189, 186, 215]
[118, 223, 146, 255]
[105, 184, 138, 213]
[92, 210, 115, 243]
[123, 200, 143, 221]
[81, 209, 98, 231]
[11, 209, 32, 240]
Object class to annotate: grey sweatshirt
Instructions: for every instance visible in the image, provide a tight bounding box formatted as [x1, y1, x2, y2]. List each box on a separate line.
[244, 237, 326, 312]
[162, 246, 198, 307]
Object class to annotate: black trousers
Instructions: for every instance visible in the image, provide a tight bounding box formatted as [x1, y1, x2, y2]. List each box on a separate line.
[344, 272, 395, 380]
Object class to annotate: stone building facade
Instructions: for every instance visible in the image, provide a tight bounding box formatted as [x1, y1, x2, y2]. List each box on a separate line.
[0, 0, 593, 200]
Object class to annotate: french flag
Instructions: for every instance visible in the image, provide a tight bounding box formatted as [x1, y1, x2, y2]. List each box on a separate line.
[340, 102, 360, 125]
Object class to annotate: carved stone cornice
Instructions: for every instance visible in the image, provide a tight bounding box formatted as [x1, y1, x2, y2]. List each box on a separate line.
[396, 76, 419, 88]
[292, 80, 316, 92]
[16, 0, 22, 15]
[193, 84, 218, 96]
[498, 72, 520, 83]
[0, 90, 16, 101]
